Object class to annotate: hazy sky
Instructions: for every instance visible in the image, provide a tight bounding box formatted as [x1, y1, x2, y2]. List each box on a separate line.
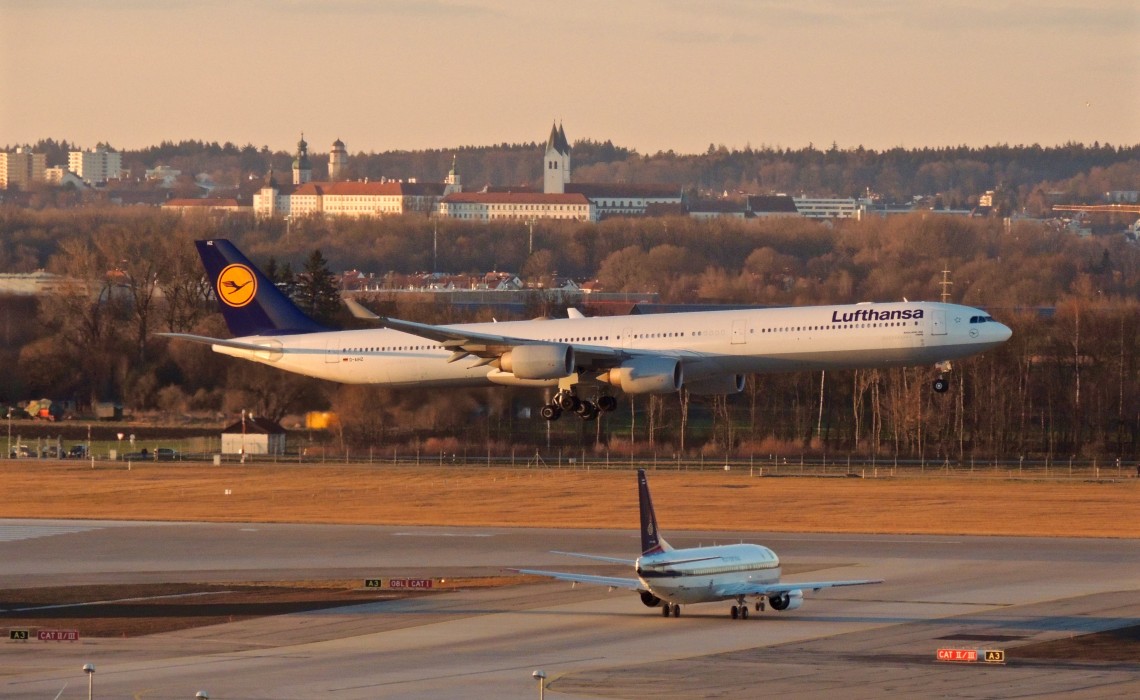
[2, 1, 1137, 155]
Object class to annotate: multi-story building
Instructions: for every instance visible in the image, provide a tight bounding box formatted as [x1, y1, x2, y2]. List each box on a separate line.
[438, 192, 595, 222]
[792, 196, 865, 219]
[68, 149, 122, 184]
[0, 148, 47, 189]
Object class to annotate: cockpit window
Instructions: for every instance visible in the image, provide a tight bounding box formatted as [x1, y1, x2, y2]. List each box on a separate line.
[969, 315, 995, 324]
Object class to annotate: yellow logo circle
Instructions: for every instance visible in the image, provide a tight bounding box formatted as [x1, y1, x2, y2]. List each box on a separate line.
[217, 264, 258, 308]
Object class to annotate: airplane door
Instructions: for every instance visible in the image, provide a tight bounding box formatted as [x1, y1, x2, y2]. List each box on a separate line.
[931, 310, 947, 336]
[325, 337, 342, 363]
[731, 319, 747, 345]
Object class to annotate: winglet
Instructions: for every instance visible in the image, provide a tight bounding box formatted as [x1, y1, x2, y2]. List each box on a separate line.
[638, 469, 672, 555]
[195, 239, 326, 337]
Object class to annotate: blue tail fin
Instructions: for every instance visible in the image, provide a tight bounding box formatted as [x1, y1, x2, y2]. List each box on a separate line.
[196, 239, 327, 337]
[638, 469, 671, 555]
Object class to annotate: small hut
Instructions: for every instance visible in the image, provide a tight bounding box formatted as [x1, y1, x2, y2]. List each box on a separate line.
[220, 416, 286, 455]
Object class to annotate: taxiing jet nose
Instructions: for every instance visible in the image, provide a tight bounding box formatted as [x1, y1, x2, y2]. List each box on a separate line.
[994, 322, 1012, 342]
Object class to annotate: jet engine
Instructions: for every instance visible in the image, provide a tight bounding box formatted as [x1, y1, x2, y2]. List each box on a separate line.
[640, 591, 662, 608]
[499, 344, 574, 380]
[768, 589, 803, 611]
[685, 374, 746, 395]
[600, 356, 683, 395]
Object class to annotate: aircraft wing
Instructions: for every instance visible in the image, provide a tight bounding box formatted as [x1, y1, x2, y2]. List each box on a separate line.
[369, 314, 626, 369]
[511, 568, 645, 592]
[156, 332, 285, 352]
[550, 551, 636, 565]
[713, 578, 883, 598]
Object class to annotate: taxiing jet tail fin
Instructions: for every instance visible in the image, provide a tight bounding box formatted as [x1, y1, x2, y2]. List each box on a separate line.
[196, 239, 327, 337]
[638, 469, 672, 555]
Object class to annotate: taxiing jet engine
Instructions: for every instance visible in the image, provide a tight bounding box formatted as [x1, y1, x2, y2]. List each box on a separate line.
[499, 344, 574, 380]
[768, 589, 803, 611]
[600, 356, 683, 395]
[640, 590, 662, 608]
[684, 374, 746, 395]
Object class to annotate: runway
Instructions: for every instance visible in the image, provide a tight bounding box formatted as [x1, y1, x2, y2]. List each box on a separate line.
[2, 519, 1137, 698]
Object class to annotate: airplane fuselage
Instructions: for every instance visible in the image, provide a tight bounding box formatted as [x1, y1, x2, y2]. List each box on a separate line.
[637, 543, 781, 605]
[212, 301, 1010, 388]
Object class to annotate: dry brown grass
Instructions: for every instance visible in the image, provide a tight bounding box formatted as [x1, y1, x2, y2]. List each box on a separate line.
[1, 461, 1135, 537]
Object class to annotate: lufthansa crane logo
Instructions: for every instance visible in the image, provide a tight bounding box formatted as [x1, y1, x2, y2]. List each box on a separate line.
[217, 264, 257, 308]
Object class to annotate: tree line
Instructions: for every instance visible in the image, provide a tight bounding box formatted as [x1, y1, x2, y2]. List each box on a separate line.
[8, 138, 1138, 216]
[0, 207, 1138, 460]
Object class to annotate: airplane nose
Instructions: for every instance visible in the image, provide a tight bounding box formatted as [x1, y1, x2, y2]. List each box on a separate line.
[995, 322, 1012, 342]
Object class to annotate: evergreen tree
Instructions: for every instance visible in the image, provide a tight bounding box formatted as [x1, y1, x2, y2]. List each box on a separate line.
[295, 249, 341, 326]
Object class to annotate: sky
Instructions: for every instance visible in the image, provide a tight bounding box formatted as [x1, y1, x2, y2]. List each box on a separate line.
[1, 0, 1137, 156]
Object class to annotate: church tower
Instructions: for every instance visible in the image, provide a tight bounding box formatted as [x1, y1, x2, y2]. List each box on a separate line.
[444, 154, 462, 195]
[292, 133, 312, 185]
[329, 138, 347, 181]
[543, 121, 571, 194]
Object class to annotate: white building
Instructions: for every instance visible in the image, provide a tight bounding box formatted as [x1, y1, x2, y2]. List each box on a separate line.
[329, 138, 348, 181]
[792, 196, 865, 219]
[439, 192, 595, 222]
[0, 148, 46, 189]
[254, 178, 446, 218]
[68, 149, 123, 184]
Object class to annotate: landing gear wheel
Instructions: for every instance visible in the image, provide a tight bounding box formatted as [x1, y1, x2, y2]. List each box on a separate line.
[740, 606, 749, 619]
[577, 402, 599, 421]
[662, 603, 672, 617]
[731, 605, 739, 619]
[672, 604, 680, 618]
[756, 601, 764, 612]
[554, 392, 578, 411]
[539, 405, 562, 421]
[933, 377, 949, 393]
[596, 395, 617, 412]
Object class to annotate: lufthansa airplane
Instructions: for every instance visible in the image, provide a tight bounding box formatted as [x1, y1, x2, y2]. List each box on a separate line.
[161, 239, 1012, 420]
[515, 469, 882, 619]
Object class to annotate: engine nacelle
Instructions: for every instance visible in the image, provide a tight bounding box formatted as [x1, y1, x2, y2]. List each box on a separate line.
[685, 374, 746, 396]
[640, 591, 662, 608]
[499, 344, 574, 380]
[768, 589, 803, 611]
[599, 357, 683, 395]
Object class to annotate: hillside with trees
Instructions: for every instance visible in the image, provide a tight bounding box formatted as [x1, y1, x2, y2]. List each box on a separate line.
[9, 138, 1139, 215]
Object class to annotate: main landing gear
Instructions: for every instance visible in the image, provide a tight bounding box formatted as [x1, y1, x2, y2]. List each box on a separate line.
[729, 595, 751, 620]
[661, 602, 681, 617]
[541, 390, 618, 422]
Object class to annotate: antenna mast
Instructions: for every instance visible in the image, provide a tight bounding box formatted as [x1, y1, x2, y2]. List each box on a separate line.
[940, 269, 953, 303]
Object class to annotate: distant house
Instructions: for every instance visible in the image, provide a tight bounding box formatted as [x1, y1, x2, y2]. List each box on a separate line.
[220, 416, 286, 455]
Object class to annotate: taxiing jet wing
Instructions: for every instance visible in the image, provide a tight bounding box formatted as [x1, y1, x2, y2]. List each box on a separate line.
[550, 551, 636, 565]
[714, 578, 883, 598]
[511, 568, 645, 592]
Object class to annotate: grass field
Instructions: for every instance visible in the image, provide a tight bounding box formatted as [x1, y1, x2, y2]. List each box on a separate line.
[1, 461, 1135, 538]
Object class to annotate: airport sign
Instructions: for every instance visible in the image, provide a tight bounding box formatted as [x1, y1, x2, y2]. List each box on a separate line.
[9, 629, 30, 641]
[936, 648, 1005, 664]
[387, 578, 434, 589]
[37, 629, 80, 642]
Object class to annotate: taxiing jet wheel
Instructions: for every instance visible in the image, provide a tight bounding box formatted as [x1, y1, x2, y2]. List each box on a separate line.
[540, 405, 562, 421]
[756, 601, 764, 612]
[740, 606, 748, 619]
[579, 402, 599, 421]
[731, 605, 739, 620]
[933, 377, 949, 393]
[554, 392, 577, 411]
[597, 395, 618, 412]
[672, 604, 680, 618]
[662, 603, 672, 618]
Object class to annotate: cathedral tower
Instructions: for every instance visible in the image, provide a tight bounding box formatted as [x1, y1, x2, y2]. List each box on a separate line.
[543, 121, 571, 194]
